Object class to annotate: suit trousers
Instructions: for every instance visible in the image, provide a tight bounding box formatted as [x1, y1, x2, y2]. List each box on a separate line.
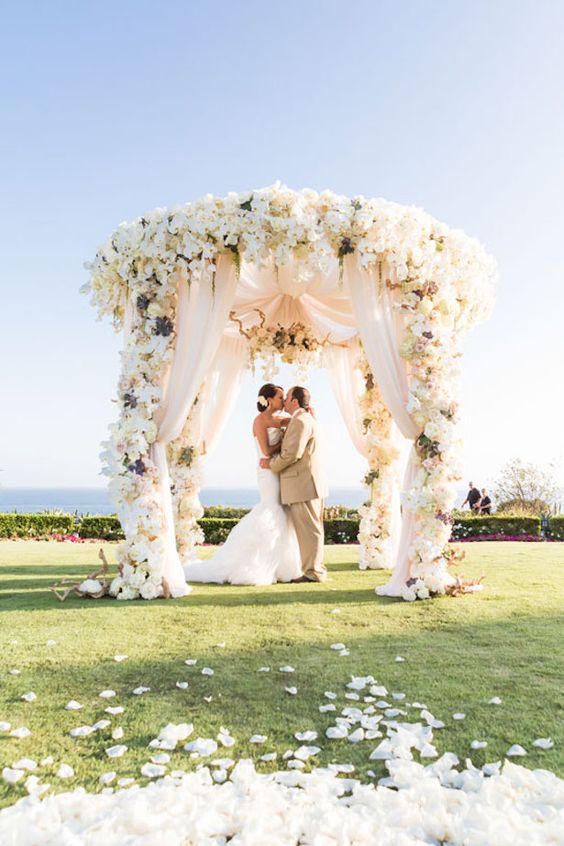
[288, 498, 327, 582]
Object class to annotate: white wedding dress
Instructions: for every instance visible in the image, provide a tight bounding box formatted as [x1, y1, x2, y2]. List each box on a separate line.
[183, 427, 302, 585]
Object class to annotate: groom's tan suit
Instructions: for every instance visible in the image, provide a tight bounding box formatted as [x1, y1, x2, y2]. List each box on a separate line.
[269, 409, 328, 582]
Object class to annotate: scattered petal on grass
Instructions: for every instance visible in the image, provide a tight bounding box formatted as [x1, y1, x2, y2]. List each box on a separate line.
[507, 744, 527, 757]
[184, 738, 218, 757]
[65, 700, 83, 711]
[395, 656, 406, 662]
[203, 696, 213, 703]
[184, 659, 197, 666]
[114, 655, 128, 662]
[21, 692, 37, 703]
[471, 741, 488, 750]
[453, 713, 466, 720]
[339, 649, 350, 657]
[211, 758, 235, 770]
[9, 669, 21, 676]
[279, 666, 295, 673]
[218, 731, 235, 748]
[258, 667, 270, 673]
[3, 768, 24, 784]
[326, 726, 348, 740]
[213, 768, 227, 783]
[330, 608, 341, 614]
[176, 682, 189, 689]
[56, 764, 74, 779]
[132, 686, 150, 695]
[249, 735, 267, 744]
[201, 668, 214, 676]
[99, 772, 116, 785]
[295, 731, 318, 742]
[330, 643, 346, 651]
[533, 738, 554, 750]
[285, 687, 298, 695]
[392, 693, 406, 701]
[0, 722, 12, 732]
[25, 775, 48, 796]
[324, 692, 337, 700]
[482, 761, 502, 776]
[46, 640, 56, 647]
[287, 760, 305, 769]
[92, 720, 111, 731]
[106, 745, 128, 758]
[151, 753, 170, 765]
[70, 726, 94, 737]
[112, 728, 124, 740]
[12, 758, 37, 771]
[488, 697, 502, 705]
[348, 728, 365, 744]
[40, 756, 54, 766]
[105, 706, 124, 715]
[141, 763, 166, 778]
[319, 704, 336, 713]
[215, 643, 226, 649]
[259, 752, 277, 762]
[10, 727, 31, 739]
[99, 690, 116, 699]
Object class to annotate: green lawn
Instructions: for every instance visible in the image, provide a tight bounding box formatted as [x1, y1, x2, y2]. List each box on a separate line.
[0, 540, 562, 808]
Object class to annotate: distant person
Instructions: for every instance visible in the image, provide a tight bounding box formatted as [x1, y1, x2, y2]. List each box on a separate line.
[462, 481, 481, 512]
[479, 488, 492, 514]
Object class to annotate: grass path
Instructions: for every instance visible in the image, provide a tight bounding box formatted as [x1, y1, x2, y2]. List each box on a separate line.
[0, 540, 562, 808]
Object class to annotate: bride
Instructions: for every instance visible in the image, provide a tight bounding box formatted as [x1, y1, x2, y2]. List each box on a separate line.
[183, 384, 302, 585]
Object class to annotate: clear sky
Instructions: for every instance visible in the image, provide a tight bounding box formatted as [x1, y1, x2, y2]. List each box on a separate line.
[1, 0, 562, 494]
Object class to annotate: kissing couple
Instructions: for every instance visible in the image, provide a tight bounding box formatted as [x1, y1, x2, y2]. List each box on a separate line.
[184, 384, 328, 586]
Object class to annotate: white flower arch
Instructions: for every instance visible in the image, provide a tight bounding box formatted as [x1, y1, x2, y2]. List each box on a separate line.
[84, 183, 496, 601]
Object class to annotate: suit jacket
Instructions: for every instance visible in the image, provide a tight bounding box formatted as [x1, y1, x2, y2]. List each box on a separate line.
[269, 409, 328, 505]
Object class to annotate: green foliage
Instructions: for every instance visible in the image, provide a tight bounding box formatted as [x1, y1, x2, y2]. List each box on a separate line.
[0, 513, 75, 538]
[323, 518, 359, 543]
[202, 506, 251, 519]
[451, 514, 541, 538]
[548, 516, 564, 540]
[78, 516, 123, 540]
[199, 518, 239, 544]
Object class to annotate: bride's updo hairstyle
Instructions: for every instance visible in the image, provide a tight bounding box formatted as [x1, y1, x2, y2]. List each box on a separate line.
[257, 383, 282, 412]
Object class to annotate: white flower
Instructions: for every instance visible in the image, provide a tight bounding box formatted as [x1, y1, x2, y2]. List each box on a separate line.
[56, 763, 74, 779]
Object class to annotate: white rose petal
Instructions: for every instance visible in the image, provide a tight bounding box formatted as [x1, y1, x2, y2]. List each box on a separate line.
[184, 738, 218, 756]
[324, 692, 337, 700]
[395, 656, 406, 663]
[279, 666, 295, 673]
[258, 667, 270, 673]
[213, 768, 227, 783]
[21, 692, 36, 703]
[56, 764, 74, 779]
[114, 655, 128, 662]
[453, 713, 466, 720]
[99, 772, 116, 785]
[533, 738, 554, 749]
[0, 722, 12, 731]
[3, 767, 24, 784]
[117, 778, 135, 787]
[151, 753, 170, 764]
[10, 727, 31, 739]
[105, 706, 124, 715]
[132, 686, 150, 695]
[70, 725, 94, 737]
[112, 727, 124, 740]
[326, 726, 348, 740]
[106, 745, 128, 758]
[141, 763, 166, 778]
[40, 756, 54, 766]
[65, 700, 83, 711]
[471, 741, 488, 750]
[184, 659, 197, 666]
[488, 697, 502, 705]
[12, 758, 37, 771]
[46, 640, 56, 647]
[260, 752, 277, 762]
[295, 731, 318, 742]
[330, 643, 346, 651]
[201, 668, 214, 676]
[9, 669, 21, 675]
[506, 744, 527, 757]
[249, 735, 267, 744]
[319, 704, 336, 713]
[92, 720, 111, 731]
[176, 682, 189, 689]
[285, 686, 298, 695]
[99, 690, 116, 699]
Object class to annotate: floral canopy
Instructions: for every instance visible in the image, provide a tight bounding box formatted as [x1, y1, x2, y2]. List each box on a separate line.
[84, 183, 496, 601]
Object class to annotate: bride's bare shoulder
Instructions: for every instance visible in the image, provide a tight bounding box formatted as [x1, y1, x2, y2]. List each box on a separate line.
[252, 413, 266, 435]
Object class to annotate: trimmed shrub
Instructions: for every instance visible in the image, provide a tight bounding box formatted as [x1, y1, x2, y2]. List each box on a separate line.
[451, 515, 540, 539]
[78, 516, 123, 540]
[199, 518, 239, 544]
[0, 513, 75, 538]
[203, 506, 250, 519]
[324, 518, 360, 543]
[549, 516, 564, 540]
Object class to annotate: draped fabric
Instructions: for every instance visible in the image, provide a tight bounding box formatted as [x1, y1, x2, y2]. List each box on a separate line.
[149, 255, 239, 596]
[345, 256, 421, 596]
[323, 339, 367, 458]
[193, 334, 248, 456]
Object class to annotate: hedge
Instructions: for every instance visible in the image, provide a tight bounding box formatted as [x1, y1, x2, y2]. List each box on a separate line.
[1, 512, 558, 543]
[0, 513, 75, 538]
[549, 516, 564, 540]
[451, 515, 541, 538]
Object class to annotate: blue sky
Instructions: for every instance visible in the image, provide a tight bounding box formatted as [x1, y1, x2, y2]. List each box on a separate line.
[1, 0, 562, 493]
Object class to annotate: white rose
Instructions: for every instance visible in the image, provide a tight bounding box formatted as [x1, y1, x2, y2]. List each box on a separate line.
[78, 579, 103, 594]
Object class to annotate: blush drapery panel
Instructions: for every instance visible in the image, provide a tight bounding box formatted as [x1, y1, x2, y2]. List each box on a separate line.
[345, 256, 421, 596]
[194, 334, 248, 456]
[149, 255, 239, 596]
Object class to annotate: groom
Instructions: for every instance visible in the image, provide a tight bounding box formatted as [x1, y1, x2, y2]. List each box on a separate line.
[260, 387, 328, 583]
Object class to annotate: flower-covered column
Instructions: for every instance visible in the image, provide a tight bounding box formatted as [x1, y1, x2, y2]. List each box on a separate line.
[167, 402, 205, 564]
[356, 352, 401, 570]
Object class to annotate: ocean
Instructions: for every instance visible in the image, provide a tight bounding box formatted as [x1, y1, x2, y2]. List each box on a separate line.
[0, 487, 368, 515]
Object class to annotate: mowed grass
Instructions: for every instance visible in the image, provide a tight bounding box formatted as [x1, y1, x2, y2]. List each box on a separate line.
[0, 540, 563, 808]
